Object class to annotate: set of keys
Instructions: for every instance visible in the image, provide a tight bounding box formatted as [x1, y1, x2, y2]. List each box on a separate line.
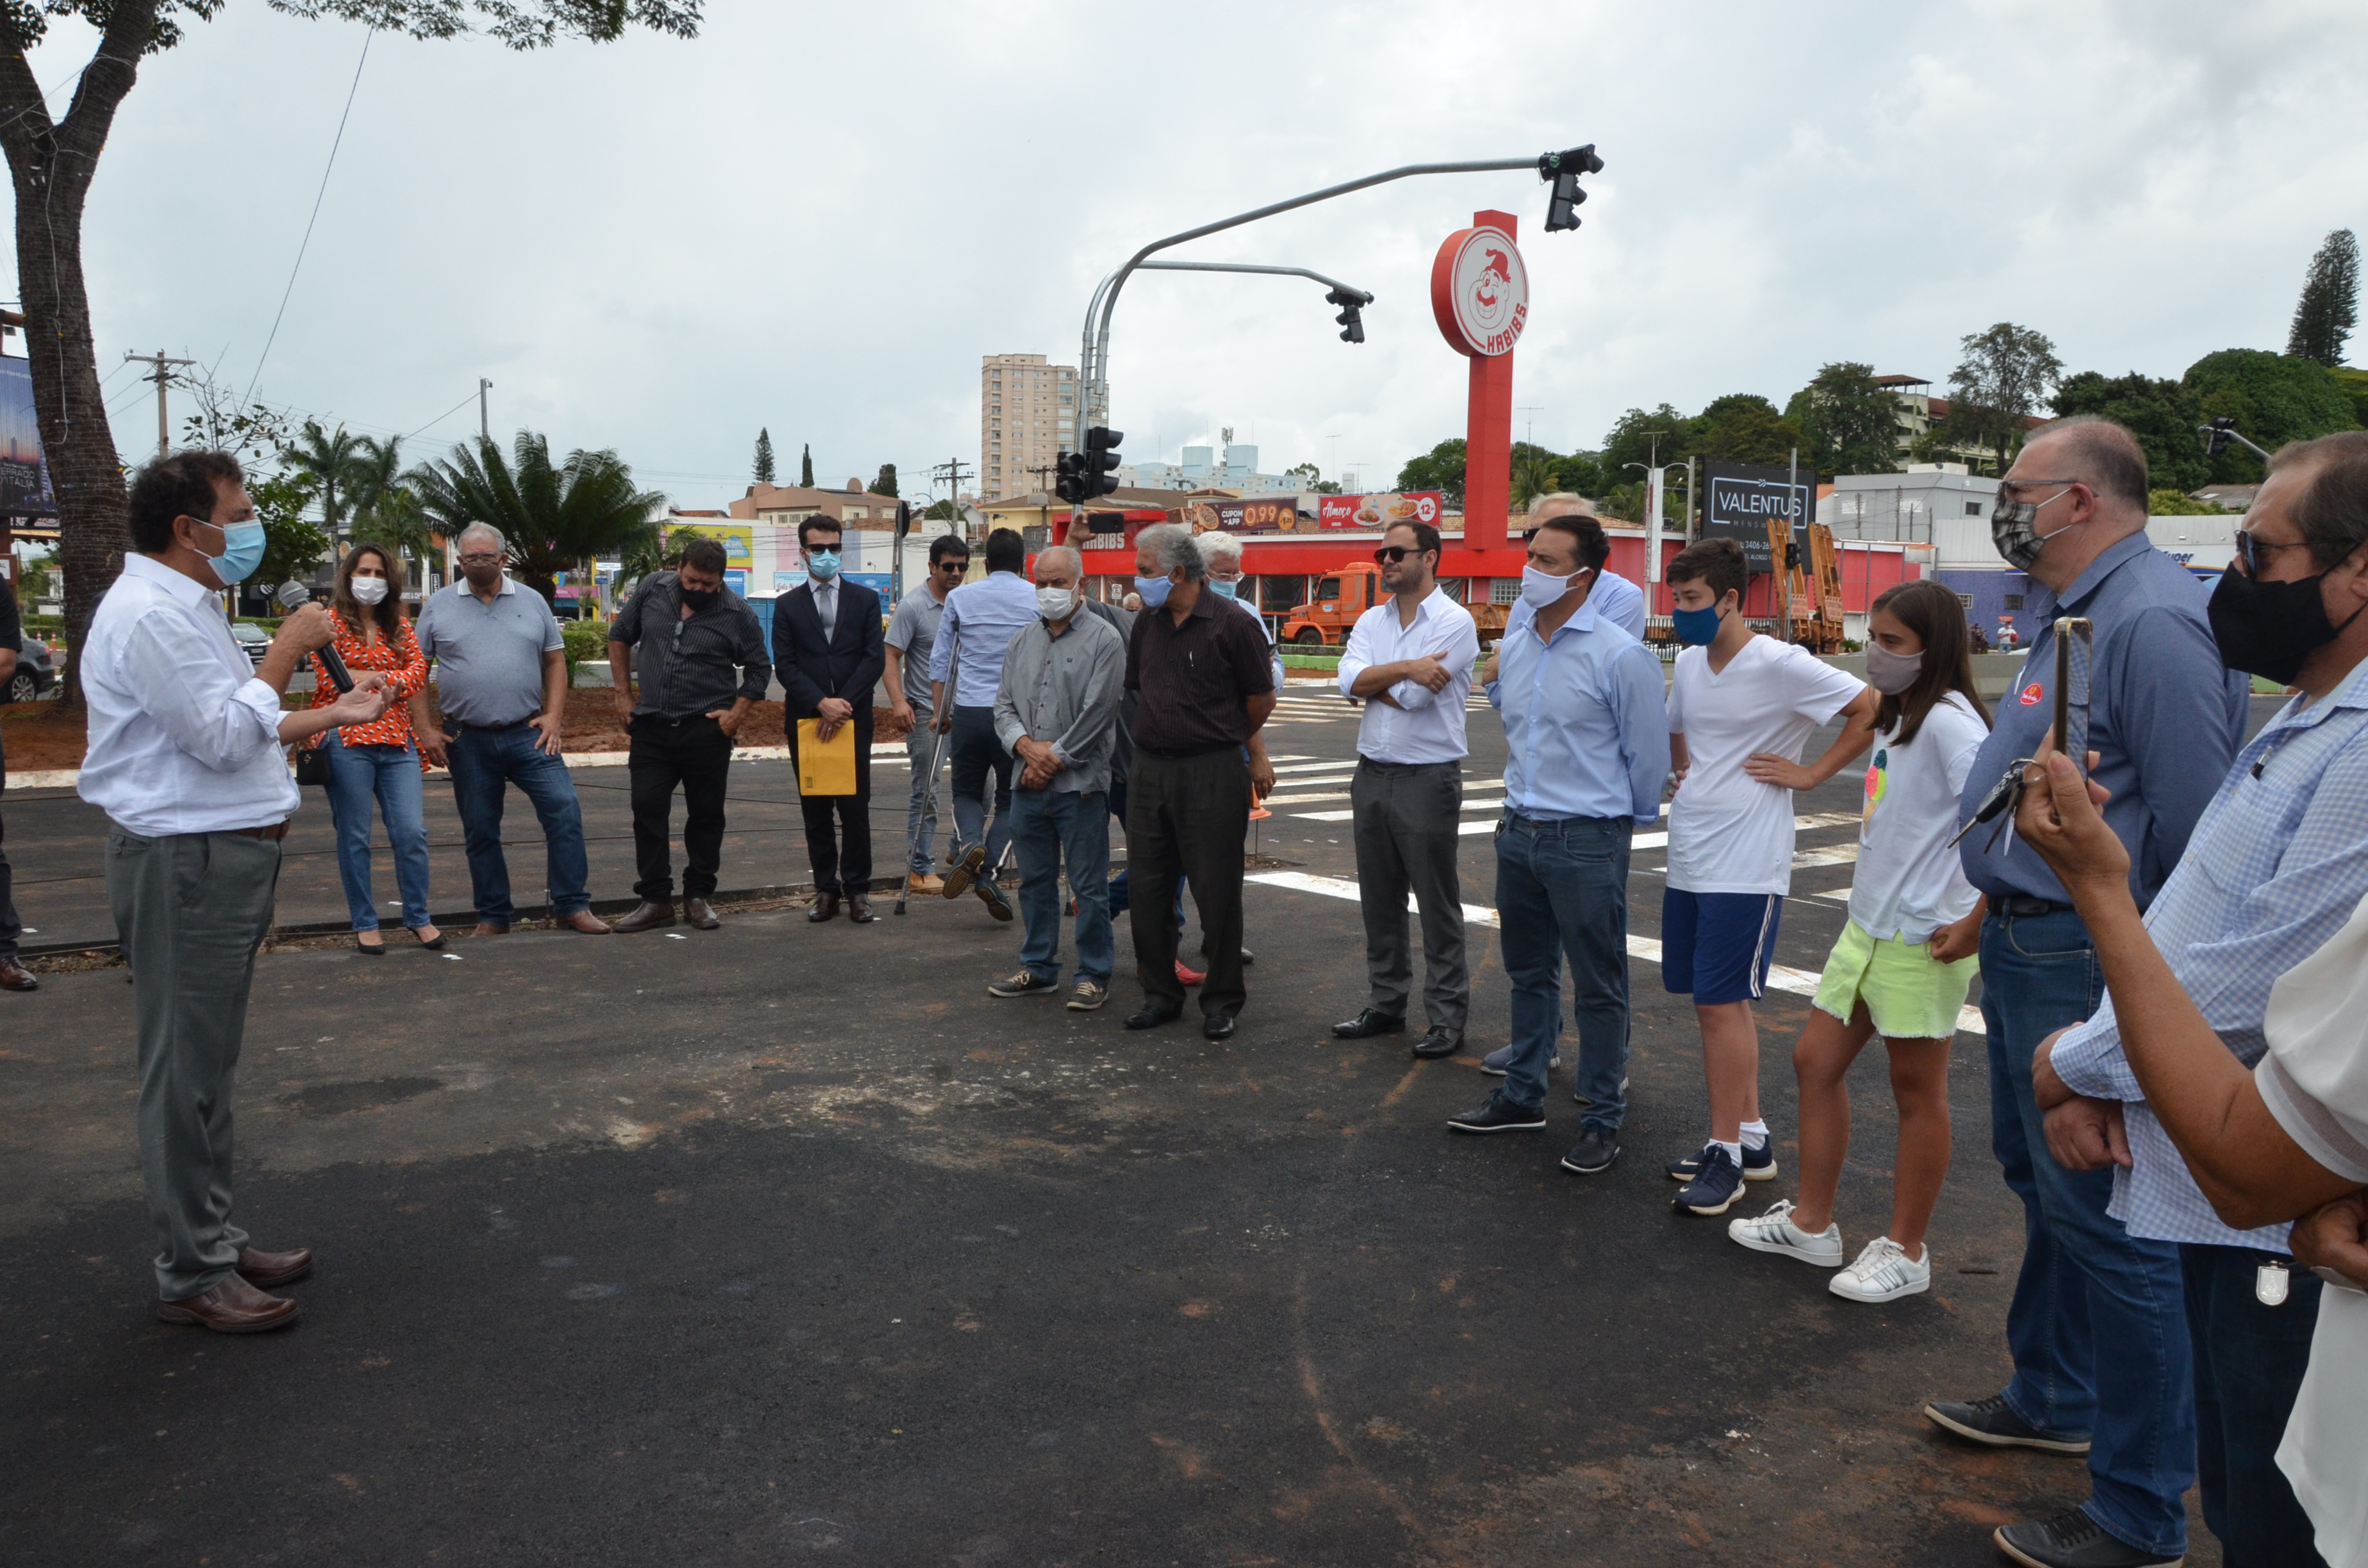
[1950, 616, 2094, 856]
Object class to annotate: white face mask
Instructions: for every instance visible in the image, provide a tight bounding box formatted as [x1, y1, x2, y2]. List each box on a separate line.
[349, 575, 390, 605]
[1035, 584, 1078, 621]
[1518, 564, 1585, 609]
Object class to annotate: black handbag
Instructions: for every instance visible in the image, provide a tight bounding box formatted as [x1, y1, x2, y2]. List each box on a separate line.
[295, 742, 332, 787]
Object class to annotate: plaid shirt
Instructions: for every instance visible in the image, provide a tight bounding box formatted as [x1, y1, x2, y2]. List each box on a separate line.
[2053, 660, 2368, 1250]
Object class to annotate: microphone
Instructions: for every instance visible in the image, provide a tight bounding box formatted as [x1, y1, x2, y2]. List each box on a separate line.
[277, 580, 353, 692]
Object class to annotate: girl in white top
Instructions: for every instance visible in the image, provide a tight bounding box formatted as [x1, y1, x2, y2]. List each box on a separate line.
[1730, 580, 1992, 1302]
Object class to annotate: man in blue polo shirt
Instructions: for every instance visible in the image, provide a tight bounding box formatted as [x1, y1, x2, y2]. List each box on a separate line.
[1922, 418, 2248, 1568]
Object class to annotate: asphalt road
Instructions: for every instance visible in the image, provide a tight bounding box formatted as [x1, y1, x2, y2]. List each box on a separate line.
[1, 680, 2278, 1566]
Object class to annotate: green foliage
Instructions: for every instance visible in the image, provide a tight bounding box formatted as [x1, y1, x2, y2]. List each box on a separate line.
[873, 462, 898, 498]
[1948, 322, 2062, 471]
[409, 432, 665, 604]
[752, 429, 775, 486]
[281, 419, 366, 541]
[920, 498, 958, 521]
[1786, 362, 1902, 480]
[2147, 489, 2226, 516]
[799, 442, 814, 488]
[559, 617, 607, 673]
[1685, 393, 1804, 468]
[177, 390, 290, 471]
[2286, 229, 2358, 366]
[1599, 405, 1691, 478]
[2331, 368, 2368, 429]
[2050, 371, 2212, 494]
[1394, 438, 1467, 503]
[1283, 462, 1320, 487]
[249, 471, 329, 587]
[15, 557, 56, 603]
[2181, 349, 2361, 482]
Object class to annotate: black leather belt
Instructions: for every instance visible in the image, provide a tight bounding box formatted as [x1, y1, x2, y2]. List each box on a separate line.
[1996, 895, 2073, 919]
[457, 719, 530, 733]
[229, 822, 291, 842]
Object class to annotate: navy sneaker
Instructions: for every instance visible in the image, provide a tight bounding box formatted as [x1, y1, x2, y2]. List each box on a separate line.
[1673, 1144, 1745, 1215]
[1445, 1093, 1547, 1134]
[1666, 1139, 1778, 1182]
[1923, 1394, 2091, 1455]
[1993, 1509, 2180, 1567]
[1480, 1044, 1558, 1077]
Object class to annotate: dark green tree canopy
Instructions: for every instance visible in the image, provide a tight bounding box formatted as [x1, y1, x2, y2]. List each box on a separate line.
[1684, 393, 1804, 468]
[1599, 404, 1692, 479]
[1394, 437, 1466, 503]
[1948, 322, 2062, 471]
[2181, 348, 2361, 482]
[873, 462, 898, 498]
[799, 442, 814, 487]
[752, 428, 775, 486]
[1785, 361, 1901, 480]
[2286, 229, 2358, 367]
[2049, 372, 2210, 494]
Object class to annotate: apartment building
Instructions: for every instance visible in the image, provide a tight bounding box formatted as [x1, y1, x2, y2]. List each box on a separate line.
[980, 354, 1077, 502]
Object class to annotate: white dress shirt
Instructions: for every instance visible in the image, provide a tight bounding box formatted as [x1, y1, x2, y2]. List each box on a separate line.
[79, 553, 298, 837]
[1336, 585, 1480, 765]
[811, 575, 838, 638]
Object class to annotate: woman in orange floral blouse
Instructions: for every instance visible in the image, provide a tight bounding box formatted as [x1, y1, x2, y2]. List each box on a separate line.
[308, 543, 440, 952]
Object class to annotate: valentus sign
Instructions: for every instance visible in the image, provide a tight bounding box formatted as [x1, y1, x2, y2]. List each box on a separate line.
[1701, 461, 1814, 575]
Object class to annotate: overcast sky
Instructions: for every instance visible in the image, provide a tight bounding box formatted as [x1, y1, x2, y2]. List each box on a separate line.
[16, 0, 2362, 505]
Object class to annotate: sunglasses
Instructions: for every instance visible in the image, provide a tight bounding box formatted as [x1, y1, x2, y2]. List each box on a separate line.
[1372, 544, 1429, 564]
[2232, 528, 2313, 577]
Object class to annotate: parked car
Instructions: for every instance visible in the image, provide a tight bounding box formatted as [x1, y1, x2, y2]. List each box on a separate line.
[229, 620, 271, 671]
[8, 635, 56, 703]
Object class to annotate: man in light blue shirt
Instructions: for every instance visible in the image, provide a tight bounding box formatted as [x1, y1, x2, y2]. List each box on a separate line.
[927, 528, 1040, 915]
[1447, 512, 1668, 1178]
[1528, 494, 1647, 638]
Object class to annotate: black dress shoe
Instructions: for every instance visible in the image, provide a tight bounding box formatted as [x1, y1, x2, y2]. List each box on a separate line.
[684, 897, 721, 930]
[1124, 1006, 1182, 1031]
[1331, 1008, 1405, 1040]
[1411, 1026, 1463, 1059]
[1561, 1128, 1620, 1174]
[848, 893, 875, 923]
[611, 900, 676, 934]
[1202, 1013, 1237, 1041]
[0, 958, 36, 992]
[807, 892, 840, 922]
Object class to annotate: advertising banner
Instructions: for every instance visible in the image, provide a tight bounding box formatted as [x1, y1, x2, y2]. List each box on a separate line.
[1315, 491, 1447, 531]
[1700, 461, 1813, 575]
[1180, 494, 1314, 534]
[0, 357, 56, 518]
[663, 521, 753, 564]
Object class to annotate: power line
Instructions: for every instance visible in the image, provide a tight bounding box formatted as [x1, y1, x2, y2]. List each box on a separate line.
[241, 26, 375, 409]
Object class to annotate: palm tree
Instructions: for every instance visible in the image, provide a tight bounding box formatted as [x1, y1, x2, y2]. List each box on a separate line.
[411, 432, 664, 605]
[345, 434, 435, 582]
[281, 420, 368, 551]
[1509, 451, 1561, 512]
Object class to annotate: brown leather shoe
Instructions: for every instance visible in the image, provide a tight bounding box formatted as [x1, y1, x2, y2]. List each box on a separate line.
[236, 1245, 314, 1289]
[807, 892, 840, 922]
[472, 922, 509, 938]
[557, 910, 612, 935]
[155, 1273, 300, 1334]
[684, 897, 720, 930]
[848, 893, 875, 923]
[905, 872, 944, 896]
[0, 957, 36, 992]
[612, 899, 677, 934]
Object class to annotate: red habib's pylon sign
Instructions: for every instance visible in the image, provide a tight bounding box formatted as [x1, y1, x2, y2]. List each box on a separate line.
[1430, 208, 1529, 555]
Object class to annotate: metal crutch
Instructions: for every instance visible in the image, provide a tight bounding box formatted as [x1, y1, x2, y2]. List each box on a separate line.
[893, 714, 951, 917]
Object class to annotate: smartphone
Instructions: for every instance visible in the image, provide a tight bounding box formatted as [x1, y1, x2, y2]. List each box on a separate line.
[2053, 617, 2094, 779]
[1085, 512, 1129, 535]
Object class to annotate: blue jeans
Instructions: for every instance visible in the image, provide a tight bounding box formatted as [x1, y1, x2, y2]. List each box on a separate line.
[905, 707, 942, 874]
[1983, 908, 2192, 1557]
[2181, 1243, 2327, 1568]
[1011, 787, 1113, 986]
[443, 722, 595, 926]
[324, 733, 432, 932]
[948, 705, 1013, 881]
[1494, 813, 1631, 1126]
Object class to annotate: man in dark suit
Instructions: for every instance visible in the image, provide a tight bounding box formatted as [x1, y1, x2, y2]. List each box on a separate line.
[772, 516, 887, 922]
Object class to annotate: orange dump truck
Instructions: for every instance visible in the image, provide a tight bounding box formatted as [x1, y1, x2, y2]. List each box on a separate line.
[1277, 562, 1513, 646]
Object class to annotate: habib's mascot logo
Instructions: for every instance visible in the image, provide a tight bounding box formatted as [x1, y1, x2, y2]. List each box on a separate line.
[2019, 682, 2045, 706]
[1472, 249, 1511, 318]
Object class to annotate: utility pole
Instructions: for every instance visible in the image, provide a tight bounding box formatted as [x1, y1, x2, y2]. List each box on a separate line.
[929, 457, 974, 541]
[125, 350, 196, 458]
[479, 378, 493, 442]
[1517, 405, 1543, 446]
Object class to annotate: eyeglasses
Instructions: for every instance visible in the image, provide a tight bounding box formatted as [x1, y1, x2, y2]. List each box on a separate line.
[457, 553, 503, 566]
[1995, 478, 2082, 503]
[1372, 545, 1427, 564]
[2233, 528, 2314, 577]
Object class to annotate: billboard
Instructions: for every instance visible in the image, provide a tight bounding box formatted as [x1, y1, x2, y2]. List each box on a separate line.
[1317, 491, 1447, 531]
[0, 357, 56, 518]
[663, 521, 753, 564]
[1701, 461, 1813, 574]
[1179, 494, 1313, 534]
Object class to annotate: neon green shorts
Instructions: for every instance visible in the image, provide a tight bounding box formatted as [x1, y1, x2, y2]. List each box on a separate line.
[1811, 919, 1980, 1040]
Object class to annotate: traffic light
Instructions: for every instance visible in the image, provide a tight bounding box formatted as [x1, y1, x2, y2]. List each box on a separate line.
[2204, 414, 2237, 458]
[1054, 450, 1084, 504]
[1538, 143, 1604, 233]
[1325, 287, 1369, 344]
[1083, 426, 1122, 500]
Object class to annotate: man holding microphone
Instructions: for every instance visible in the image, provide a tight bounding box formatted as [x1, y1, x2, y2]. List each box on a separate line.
[80, 451, 390, 1333]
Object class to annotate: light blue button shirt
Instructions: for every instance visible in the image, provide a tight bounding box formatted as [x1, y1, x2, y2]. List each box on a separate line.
[2052, 658, 2368, 1250]
[1486, 598, 1670, 824]
[928, 571, 1041, 709]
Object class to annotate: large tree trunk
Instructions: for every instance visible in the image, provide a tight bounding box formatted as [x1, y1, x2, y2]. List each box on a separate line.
[0, 4, 160, 706]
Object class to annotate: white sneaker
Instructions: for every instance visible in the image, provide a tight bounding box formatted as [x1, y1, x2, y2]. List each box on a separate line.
[1726, 1199, 1843, 1266]
[1830, 1236, 1931, 1302]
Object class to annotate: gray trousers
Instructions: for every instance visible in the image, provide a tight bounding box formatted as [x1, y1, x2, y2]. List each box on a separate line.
[106, 828, 283, 1300]
[903, 706, 942, 874]
[1351, 758, 1469, 1032]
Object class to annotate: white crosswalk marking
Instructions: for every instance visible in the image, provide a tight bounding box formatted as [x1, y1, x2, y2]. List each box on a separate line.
[1246, 870, 1984, 1036]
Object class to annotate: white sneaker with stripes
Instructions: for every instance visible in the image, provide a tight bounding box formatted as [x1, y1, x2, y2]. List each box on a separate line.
[1829, 1236, 1931, 1302]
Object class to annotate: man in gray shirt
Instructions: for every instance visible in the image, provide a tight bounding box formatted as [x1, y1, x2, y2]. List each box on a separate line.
[884, 534, 969, 895]
[986, 546, 1125, 1011]
[412, 523, 610, 936]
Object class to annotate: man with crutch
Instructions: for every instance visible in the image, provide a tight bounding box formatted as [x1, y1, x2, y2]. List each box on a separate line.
[885, 535, 968, 900]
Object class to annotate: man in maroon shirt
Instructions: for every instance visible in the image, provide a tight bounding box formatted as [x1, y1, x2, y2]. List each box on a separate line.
[1121, 523, 1276, 1040]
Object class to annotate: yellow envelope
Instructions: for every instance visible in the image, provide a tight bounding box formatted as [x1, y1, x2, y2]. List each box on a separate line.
[795, 718, 858, 796]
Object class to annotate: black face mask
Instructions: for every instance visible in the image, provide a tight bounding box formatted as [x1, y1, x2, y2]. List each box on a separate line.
[680, 585, 719, 612]
[2207, 564, 2365, 685]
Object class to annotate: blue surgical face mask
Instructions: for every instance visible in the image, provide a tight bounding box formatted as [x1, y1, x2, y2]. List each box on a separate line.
[1672, 603, 1723, 647]
[807, 550, 841, 581]
[1208, 578, 1237, 599]
[1133, 573, 1173, 609]
[199, 516, 267, 587]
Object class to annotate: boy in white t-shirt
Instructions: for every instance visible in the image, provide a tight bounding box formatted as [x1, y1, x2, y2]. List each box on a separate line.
[1661, 539, 1877, 1217]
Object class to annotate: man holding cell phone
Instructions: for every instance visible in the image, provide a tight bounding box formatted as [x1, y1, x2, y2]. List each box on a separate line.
[1923, 418, 2250, 1568]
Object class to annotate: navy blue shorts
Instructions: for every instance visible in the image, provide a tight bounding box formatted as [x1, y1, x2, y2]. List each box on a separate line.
[1661, 888, 1784, 1004]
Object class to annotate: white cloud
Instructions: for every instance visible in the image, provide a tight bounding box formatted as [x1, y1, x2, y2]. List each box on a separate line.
[19, 0, 2364, 503]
